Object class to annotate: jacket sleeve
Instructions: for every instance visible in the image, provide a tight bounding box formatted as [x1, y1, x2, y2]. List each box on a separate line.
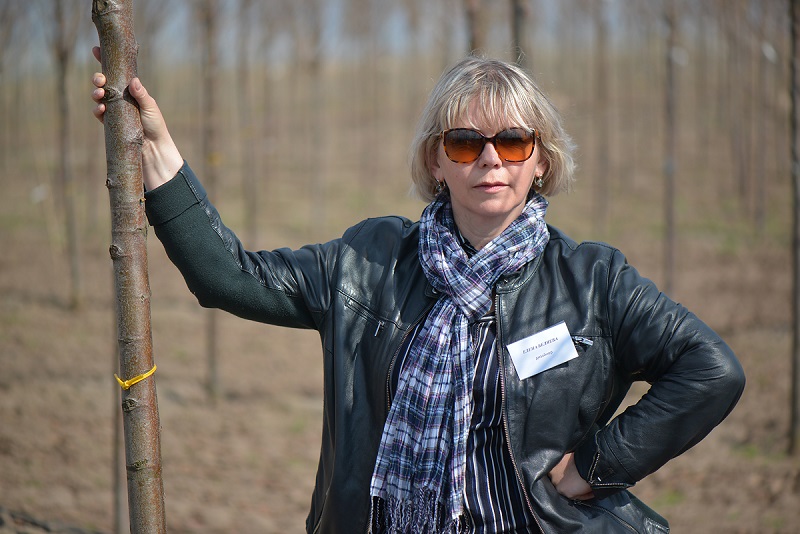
[574, 248, 745, 498]
[144, 162, 342, 330]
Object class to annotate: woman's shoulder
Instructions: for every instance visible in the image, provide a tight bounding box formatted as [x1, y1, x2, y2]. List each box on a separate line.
[342, 215, 419, 243]
[336, 216, 421, 266]
[546, 225, 621, 259]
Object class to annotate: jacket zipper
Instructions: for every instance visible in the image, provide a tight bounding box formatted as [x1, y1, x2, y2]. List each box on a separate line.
[495, 287, 546, 534]
[384, 298, 437, 412]
[572, 335, 594, 347]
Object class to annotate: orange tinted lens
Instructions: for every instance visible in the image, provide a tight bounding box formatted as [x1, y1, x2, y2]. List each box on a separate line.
[443, 129, 485, 163]
[495, 128, 535, 162]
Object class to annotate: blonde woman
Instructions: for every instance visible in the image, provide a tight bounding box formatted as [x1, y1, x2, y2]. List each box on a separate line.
[92, 52, 744, 533]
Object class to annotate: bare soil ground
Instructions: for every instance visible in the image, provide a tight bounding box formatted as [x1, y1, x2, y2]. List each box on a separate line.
[2, 162, 799, 533]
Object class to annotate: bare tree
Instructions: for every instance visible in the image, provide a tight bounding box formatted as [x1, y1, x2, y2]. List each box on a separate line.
[46, 0, 83, 308]
[592, 0, 610, 235]
[290, 0, 327, 234]
[753, 0, 771, 235]
[0, 2, 17, 80]
[663, 0, 677, 296]
[0, 1, 20, 174]
[134, 0, 170, 92]
[464, 0, 487, 54]
[92, 0, 166, 531]
[789, 0, 800, 456]
[195, 0, 223, 401]
[510, 0, 529, 67]
[237, 0, 258, 245]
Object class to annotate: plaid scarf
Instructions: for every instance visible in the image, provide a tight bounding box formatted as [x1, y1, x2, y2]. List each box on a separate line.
[369, 192, 550, 533]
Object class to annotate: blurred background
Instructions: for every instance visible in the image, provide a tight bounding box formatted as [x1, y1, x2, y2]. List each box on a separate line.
[1, 0, 798, 532]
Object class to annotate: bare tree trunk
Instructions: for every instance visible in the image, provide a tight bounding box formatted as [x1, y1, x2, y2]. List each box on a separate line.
[92, 1, 166, 531]
[345, 0, 373, 197]
[0, 1, 18, 177]
[789, 0, 800, 457]
[510, 0, 529, 67]
[238, 0, 258, 246]
[134, 0, 169, 96]
[663, 0, 677, 296]
[464, 0, 487, 54]
[198, 0, 222, 401]
[729, 3, 752, 208]
[593, 0, 610, 235]
[754, 0, 768, 235]
[52, 0, 82, 309]
[291, 0, 326, 235]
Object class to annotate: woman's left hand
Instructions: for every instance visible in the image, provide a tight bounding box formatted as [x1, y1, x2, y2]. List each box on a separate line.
[547, 452, 595, 501]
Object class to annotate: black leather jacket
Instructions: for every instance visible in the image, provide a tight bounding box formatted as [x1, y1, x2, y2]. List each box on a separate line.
[145, 163, 745, 534]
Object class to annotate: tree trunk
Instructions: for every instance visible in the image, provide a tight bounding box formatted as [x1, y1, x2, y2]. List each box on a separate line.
[464, 0, 487, 54]
[510, 0, 528, 67]
[754, 0, 768, 235]
[593, 0, 610, 235]
[663, 0, 677, 296]
[789, 0, 800, 456]
[197, 0, 222, 401]
[91, 1, 166, 531]
[238, 0, 258, 246]
[54, 0, 82, 309]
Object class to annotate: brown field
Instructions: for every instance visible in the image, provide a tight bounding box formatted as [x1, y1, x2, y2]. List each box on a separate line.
[1, 42, 800, 534]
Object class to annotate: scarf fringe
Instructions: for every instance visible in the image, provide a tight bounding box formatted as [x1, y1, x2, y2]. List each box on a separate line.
[370, 493, 469, 534]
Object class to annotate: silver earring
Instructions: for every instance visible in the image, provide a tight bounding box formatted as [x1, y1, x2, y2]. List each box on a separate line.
[535, 175, 544, 188]
[435, 181, 445, 194]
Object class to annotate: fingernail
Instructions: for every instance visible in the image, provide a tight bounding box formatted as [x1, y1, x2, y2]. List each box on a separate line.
[132, 78, 141, 91]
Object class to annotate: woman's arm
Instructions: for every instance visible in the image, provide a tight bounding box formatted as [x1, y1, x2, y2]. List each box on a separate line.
[91, 47, 336, 329]
[144, 162, 340, 329]
[574, 250, 745, 497]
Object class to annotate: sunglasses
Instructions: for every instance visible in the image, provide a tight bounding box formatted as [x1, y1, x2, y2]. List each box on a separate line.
[439, 127, 538, 164]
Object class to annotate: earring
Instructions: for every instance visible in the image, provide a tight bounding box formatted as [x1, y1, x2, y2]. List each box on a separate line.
[535, 175, 544, 188]
[435, 180, 445, 194]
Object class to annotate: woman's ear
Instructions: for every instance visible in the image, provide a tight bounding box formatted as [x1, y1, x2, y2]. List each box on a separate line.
[535, 153, 550, 180]
[428, 144, 444, 182]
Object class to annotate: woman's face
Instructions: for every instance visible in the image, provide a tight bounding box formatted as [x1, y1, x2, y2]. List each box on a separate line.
[430, 101, 548, 238]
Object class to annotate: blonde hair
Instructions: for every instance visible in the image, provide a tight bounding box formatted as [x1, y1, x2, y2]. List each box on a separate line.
[409, 56, 576, 202]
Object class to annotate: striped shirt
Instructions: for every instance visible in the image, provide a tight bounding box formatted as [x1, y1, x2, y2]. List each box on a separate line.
[391, 313, 539, 533]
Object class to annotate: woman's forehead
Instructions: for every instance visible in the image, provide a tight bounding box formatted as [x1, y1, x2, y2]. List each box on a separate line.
[444, 96, 528, 131]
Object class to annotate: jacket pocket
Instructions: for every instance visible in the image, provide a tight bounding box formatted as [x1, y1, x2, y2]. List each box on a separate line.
[571, 490, 670, 534]
[343, 296, 388, 337]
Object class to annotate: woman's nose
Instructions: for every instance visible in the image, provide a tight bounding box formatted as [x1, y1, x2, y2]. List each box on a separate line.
[478, 140, 503, 167]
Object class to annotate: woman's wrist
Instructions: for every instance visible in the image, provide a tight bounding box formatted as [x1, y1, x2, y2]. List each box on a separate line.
[142, 139, 183, 191]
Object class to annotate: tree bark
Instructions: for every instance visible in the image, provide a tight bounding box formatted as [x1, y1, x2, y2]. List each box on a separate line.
[789, 0, 800, 456]
[91, 1, 166, 531]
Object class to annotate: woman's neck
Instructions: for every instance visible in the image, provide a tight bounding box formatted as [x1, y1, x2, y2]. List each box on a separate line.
[452, 210, 519, 251]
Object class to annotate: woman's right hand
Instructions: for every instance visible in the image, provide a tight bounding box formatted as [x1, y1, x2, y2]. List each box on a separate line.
[91, 46, 184, 191]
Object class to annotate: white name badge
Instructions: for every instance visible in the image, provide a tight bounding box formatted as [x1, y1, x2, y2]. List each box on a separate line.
[507, 321, 580, 380]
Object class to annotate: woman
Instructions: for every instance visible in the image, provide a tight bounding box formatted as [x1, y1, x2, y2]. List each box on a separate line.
[92, 52, 744, 533]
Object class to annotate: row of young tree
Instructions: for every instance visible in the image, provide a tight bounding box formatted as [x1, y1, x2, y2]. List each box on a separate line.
[2, 0, 799, 531]
[1, 0, 789, 305]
